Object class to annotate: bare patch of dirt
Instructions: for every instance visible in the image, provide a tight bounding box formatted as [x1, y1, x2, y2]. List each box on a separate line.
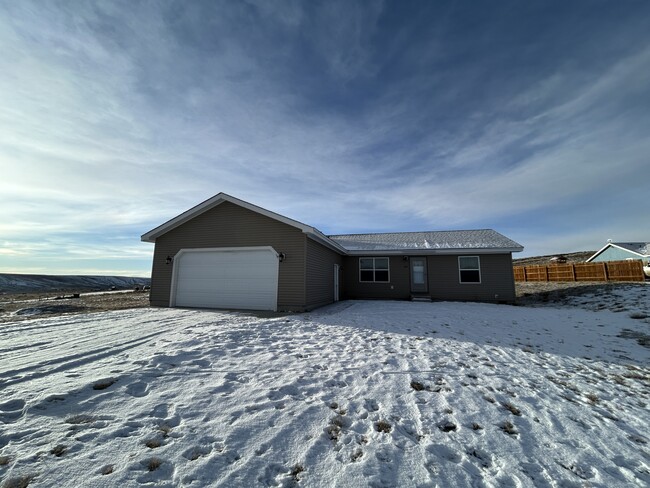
[0, 290, 150, 323]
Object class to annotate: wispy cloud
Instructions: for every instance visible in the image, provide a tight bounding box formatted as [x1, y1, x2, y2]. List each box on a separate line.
[0, 1, 648, 274]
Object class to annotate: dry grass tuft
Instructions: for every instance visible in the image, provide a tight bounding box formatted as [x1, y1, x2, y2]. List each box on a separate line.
[327, 415, 348, 442]
[502, 402, 522, 416]
[410, 381, 426, 391]
[290, 464, 305, 482]
[146, 457, 163, 472]
[145, 439, 162, 449]
[50, 445, 67, 457]
[158, 424, 173, 438]
[374, 420, 392, 433]
[501, 421, 518, 436]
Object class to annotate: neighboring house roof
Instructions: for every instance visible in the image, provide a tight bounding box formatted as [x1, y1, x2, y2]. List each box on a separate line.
[587, 242, 650, 262]
[141, 193, 524, 255]
[611, 242, 650, 255]
[329, 230, 523, 254]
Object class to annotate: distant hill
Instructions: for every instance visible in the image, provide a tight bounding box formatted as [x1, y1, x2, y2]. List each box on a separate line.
[513, 251, 595, 266]
[0, 273, 151, 294]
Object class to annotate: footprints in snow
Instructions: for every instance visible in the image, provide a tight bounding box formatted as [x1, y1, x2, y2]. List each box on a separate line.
[0, 398, 26, 423]
[125, 381, 149, 397]
[182, 437, 224, 461]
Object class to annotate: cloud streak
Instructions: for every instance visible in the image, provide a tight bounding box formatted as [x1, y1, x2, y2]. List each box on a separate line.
[1, 1, 648, 274]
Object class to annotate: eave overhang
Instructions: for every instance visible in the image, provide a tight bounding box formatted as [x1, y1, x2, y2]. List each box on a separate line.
[343, 247, 523, 256]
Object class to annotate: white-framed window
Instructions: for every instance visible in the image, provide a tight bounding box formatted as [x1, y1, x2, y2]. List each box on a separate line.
[359, 257, 390, 282]
[459, 256, 481, 283]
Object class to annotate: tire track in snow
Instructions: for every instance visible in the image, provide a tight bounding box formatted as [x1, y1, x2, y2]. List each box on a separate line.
[0, 310, 186, 374]
[0, 331, 166, 387]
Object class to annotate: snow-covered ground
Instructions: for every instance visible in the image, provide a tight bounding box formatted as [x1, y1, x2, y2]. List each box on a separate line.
[1, 294, 649, 487]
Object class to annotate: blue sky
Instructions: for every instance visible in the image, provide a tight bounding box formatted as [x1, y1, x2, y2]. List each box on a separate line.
[1, 1, 649, 276]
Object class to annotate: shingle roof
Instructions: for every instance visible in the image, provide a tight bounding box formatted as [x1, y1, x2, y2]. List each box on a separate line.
[328, 229, 523, 252]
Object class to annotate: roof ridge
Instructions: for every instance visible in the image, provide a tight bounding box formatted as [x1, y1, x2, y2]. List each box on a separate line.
[328, 229, 496, 238]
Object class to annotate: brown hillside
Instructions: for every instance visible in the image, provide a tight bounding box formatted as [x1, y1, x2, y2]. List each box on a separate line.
[513, 251, 595, 266]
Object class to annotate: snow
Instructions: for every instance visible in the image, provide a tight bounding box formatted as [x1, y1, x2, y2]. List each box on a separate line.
[1, 295, 649, 487]
[328, 230, 522, 252]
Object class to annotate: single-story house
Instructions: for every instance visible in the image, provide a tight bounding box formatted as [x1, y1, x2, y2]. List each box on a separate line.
[141, 193, 523, 311]
[587, 241, 650, 264]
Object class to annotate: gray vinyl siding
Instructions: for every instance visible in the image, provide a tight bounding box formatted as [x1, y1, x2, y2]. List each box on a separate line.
[150, 201, 306, 310]
[305, 238, 344, 309]
[428, 254, 515, 302]
[343, 256, 411, 300]
[342, 253, 515, 302]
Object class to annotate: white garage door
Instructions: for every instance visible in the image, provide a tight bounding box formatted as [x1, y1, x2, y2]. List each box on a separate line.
[172, 247, 279, 311]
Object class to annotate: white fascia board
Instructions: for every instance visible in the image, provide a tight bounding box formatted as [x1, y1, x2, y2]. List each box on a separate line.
[586, 244, 611, 262]
[141, 192, 316, 243]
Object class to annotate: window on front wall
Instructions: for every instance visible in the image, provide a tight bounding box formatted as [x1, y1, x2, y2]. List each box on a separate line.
[359, 257, 389, 282]
[459, 256, 481, 283]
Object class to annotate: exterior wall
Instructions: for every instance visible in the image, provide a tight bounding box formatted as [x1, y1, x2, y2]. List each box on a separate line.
[427, 254, 515, 302]
[342, 255, 411, 300]
[305, 238, 344, 310]
[342, 253, 516, 303]
[591, 246, 644, 263]
[150, 201, 307, 311]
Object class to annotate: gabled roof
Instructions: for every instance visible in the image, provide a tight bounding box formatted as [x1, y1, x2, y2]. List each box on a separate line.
[140, 193, 347, 253]
[587, 242, 650, 262]
[329, 230, 523, 254]
[142, 193, 523, 255]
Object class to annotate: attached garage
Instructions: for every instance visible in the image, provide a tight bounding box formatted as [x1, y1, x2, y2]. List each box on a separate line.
[171, 247, 279, 311]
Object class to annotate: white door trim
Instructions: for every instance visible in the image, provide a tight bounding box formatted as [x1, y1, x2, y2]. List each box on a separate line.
[333, 264, 340, 302]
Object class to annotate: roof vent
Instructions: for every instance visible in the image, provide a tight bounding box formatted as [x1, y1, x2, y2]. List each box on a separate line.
[607, 239, 612, 243]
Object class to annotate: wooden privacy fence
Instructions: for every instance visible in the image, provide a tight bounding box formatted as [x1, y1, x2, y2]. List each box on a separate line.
[514, 260, 645, 282]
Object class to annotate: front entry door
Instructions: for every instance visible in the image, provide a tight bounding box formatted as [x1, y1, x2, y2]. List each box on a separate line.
[410, 257, 428, 293]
